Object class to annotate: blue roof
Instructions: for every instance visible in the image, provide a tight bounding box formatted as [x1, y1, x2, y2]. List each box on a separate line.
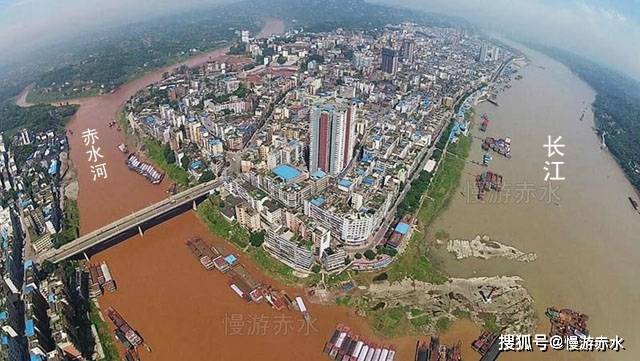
[30, 354, 45, 361]
[24, 259, 33, 270]
[311, 197, 325, 207]
[338, 179, 353, 188]
[190, 160, 203, 170]
[48, 160, 59, 175]
[25, 319, 34, 337]
[395, 222, 410, 235]
[310, 170, 327, 180]
[362, 176, 375, 186]
[224, 255, 237, 265]
[2, 335, 7, 345]
[0, 311, 7, 320]
[272, 164, 301, 182]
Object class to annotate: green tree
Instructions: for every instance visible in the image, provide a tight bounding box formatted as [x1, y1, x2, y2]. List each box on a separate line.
[277, 55, 287, 65]
[364, 249, 376, 260]
[199, 170, 215, 183]
[311, 264, 321, 273]
[163, 145, 176, 164]
[181, 155, 191, 170]
[249, 231, 265, 247]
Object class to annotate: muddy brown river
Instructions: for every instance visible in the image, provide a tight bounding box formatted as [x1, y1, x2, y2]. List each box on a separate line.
[430, 45, 640, 361]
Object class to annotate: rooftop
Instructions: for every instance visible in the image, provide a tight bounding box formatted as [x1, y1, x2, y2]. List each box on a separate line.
[272, 164, 301, 182]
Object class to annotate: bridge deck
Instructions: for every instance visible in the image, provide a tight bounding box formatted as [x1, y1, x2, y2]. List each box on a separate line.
[38, 180, 220, 263]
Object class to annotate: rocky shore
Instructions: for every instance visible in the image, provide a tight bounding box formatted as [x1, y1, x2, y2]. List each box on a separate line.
[446, 235, 536, 262]
[366, 276, 536, 334]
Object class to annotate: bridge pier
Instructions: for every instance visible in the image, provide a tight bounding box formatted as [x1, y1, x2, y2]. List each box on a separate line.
[193, 200, 197, 211]
[138, 226, 144, 237]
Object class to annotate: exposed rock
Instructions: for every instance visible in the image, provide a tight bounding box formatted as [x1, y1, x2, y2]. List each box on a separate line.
[366, 276, 536, 334]
[447, 235, 536, 262]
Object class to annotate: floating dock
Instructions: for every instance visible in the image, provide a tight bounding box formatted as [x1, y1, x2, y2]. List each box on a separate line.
[323, 324, 395, 361]
[126, 153, 164, 184]
[88, 261, 116, 297]
[481, 137, 511, 158]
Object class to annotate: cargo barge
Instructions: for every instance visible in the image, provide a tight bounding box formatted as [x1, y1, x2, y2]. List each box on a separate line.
[126, 153, 164, 184]
[545, 307, 589, 339]
[186, 237, 218, 270]
[480, 114, 489, 132]
[481, 137, 511, 158]
[107, 307, 144, 352]
[475, 171, 503, 200]
[323, 324, 396, 361]
[415, 337, 461, 361]
[472, 332, 502, 361]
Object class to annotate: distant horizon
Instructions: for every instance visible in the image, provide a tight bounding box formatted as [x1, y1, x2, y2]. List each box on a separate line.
[376, 0, 640, 81]
[0, 0, 639, 82]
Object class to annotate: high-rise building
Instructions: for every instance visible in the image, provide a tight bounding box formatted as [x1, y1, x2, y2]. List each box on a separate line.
[478, 43, 488, 63]
[381, 48, 398, 74]
[401, 40, 415, 63]
[309, 100, 356, 176]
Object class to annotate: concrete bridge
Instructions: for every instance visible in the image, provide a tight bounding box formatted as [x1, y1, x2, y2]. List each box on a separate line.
[37, 179, 222, 264]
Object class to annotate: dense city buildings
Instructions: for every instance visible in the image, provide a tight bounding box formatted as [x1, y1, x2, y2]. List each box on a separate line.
[117, 22, 511, 273]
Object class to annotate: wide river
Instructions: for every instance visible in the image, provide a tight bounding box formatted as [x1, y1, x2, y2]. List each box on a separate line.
[430, 45, 640, 360]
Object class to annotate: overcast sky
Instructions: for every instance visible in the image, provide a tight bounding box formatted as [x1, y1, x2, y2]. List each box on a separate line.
[1, 0, 639, 79]
[380, 0, 640, 80]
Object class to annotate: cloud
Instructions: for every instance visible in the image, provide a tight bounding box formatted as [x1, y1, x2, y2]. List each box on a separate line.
[378, 0, 640, 80]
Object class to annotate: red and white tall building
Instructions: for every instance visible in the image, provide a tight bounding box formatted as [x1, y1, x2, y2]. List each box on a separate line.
[309, 100, 356, 176]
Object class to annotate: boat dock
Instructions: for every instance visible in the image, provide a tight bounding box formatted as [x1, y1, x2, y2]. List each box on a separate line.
[185, 236, 306, 314]
[88, 261, 116, 297]
[126, 153, 164, 184]
[323, 324, 396, 361]
[481, 137, 511, 158]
